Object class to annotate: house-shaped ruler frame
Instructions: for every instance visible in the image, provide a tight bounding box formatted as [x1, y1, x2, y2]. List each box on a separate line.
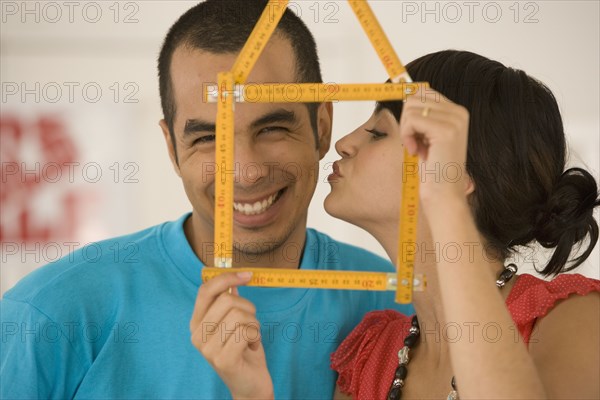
[207, 0, 426, 304]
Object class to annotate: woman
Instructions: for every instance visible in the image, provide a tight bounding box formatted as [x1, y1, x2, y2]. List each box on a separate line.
[194, 50, 600, 399]
[327, 50, 599, 399]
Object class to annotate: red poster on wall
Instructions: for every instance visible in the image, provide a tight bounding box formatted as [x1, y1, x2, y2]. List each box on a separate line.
[1, 92, 145, 293]
[1, 114, 85, 242]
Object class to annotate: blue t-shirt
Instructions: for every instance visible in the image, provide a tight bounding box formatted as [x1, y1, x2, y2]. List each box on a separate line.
[1, 214, 413, 399]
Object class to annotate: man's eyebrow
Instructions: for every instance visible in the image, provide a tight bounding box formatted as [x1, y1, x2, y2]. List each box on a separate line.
[249, 109, 298, 130]
[183, 109, 297, 137]
[183, 119, 215, 137]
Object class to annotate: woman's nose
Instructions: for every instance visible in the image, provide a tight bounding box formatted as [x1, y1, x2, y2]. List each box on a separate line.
[335, 131, 358, 158]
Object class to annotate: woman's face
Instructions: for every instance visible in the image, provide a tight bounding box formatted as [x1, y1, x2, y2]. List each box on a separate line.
[324, 108, 404, 235]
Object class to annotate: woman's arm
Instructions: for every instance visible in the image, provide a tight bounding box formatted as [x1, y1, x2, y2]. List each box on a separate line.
[334, 385, 353, 400]
[529, 290, 600, 399]
[427, 199, 548, 399]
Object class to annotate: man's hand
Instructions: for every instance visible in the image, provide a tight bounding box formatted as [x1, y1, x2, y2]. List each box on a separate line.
[190, 271, 274, 399]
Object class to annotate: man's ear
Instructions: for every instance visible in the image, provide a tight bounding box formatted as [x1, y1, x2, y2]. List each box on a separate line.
[159, 119, 181, 177]
[317, 102, 333, 159]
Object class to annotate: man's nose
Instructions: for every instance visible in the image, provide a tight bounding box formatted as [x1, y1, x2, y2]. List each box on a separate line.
[233, 140, 267, 186]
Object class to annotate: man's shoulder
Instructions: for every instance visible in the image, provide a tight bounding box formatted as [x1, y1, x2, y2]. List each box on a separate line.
[306, 228, 393, 272]
[3, 219, 174, 306]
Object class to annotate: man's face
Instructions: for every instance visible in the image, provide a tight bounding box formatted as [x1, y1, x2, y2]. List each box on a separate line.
[160, 35, 332, 262]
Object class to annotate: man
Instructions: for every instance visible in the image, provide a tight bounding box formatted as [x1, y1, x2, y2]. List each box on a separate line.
[1, 1, 413, 398]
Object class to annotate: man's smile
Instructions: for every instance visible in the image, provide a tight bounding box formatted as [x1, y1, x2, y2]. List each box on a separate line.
[233, 188, 286, 216]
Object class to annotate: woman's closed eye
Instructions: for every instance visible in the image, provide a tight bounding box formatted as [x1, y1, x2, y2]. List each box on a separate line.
[365, 128, 387, 140]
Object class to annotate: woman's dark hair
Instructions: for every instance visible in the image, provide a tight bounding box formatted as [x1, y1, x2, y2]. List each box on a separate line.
[377, 50, 599, 276]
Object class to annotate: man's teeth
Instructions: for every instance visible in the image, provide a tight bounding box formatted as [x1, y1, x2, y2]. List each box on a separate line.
[233, 192, 278, 215]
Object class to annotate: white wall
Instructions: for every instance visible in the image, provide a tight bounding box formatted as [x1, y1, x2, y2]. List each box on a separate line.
[2, 1, 598, 294]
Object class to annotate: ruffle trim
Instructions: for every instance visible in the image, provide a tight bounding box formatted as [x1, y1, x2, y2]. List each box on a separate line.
[506, 273, 600, 343]
[331, 310, 411, 396]
[331, 274, 600, 396]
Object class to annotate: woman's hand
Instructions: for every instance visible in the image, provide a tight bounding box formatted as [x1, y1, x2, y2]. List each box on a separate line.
[399, 86, 471, 206]
[190, 271, 274, 400]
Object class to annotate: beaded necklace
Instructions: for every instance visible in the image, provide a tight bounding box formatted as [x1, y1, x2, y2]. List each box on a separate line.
[386, 263, 518, 400]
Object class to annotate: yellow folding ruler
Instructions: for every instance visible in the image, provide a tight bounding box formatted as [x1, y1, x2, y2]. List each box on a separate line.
[213, 71, 235, 268]
[208, 0, 424, 303]
[204, 82, 421, 103]
[203, 267, 428, 292]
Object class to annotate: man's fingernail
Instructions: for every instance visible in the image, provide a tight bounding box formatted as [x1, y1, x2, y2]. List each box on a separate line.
[236, 271, 253, 280]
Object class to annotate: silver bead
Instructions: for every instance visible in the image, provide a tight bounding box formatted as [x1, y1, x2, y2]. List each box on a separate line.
[496, 263, 518, 287]
[398, 346, 410, 364]
[392, 378, 405, 388]
[409, 326, 419, 335]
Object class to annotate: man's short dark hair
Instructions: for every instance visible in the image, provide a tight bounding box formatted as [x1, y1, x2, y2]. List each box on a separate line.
[158, 0, 323, 161]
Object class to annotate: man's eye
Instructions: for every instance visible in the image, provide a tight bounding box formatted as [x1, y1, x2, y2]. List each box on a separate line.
[193, 135, 215, 145]
[365, 128, 387, 139]
[259, 126, 289, 135]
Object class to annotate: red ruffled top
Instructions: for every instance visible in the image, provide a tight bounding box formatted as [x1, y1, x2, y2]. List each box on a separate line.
[331, 273, 600, 399]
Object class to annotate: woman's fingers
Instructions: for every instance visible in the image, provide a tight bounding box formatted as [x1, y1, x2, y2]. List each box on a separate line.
[399, 87, 471, 203]
[400, 104, 461, 158]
